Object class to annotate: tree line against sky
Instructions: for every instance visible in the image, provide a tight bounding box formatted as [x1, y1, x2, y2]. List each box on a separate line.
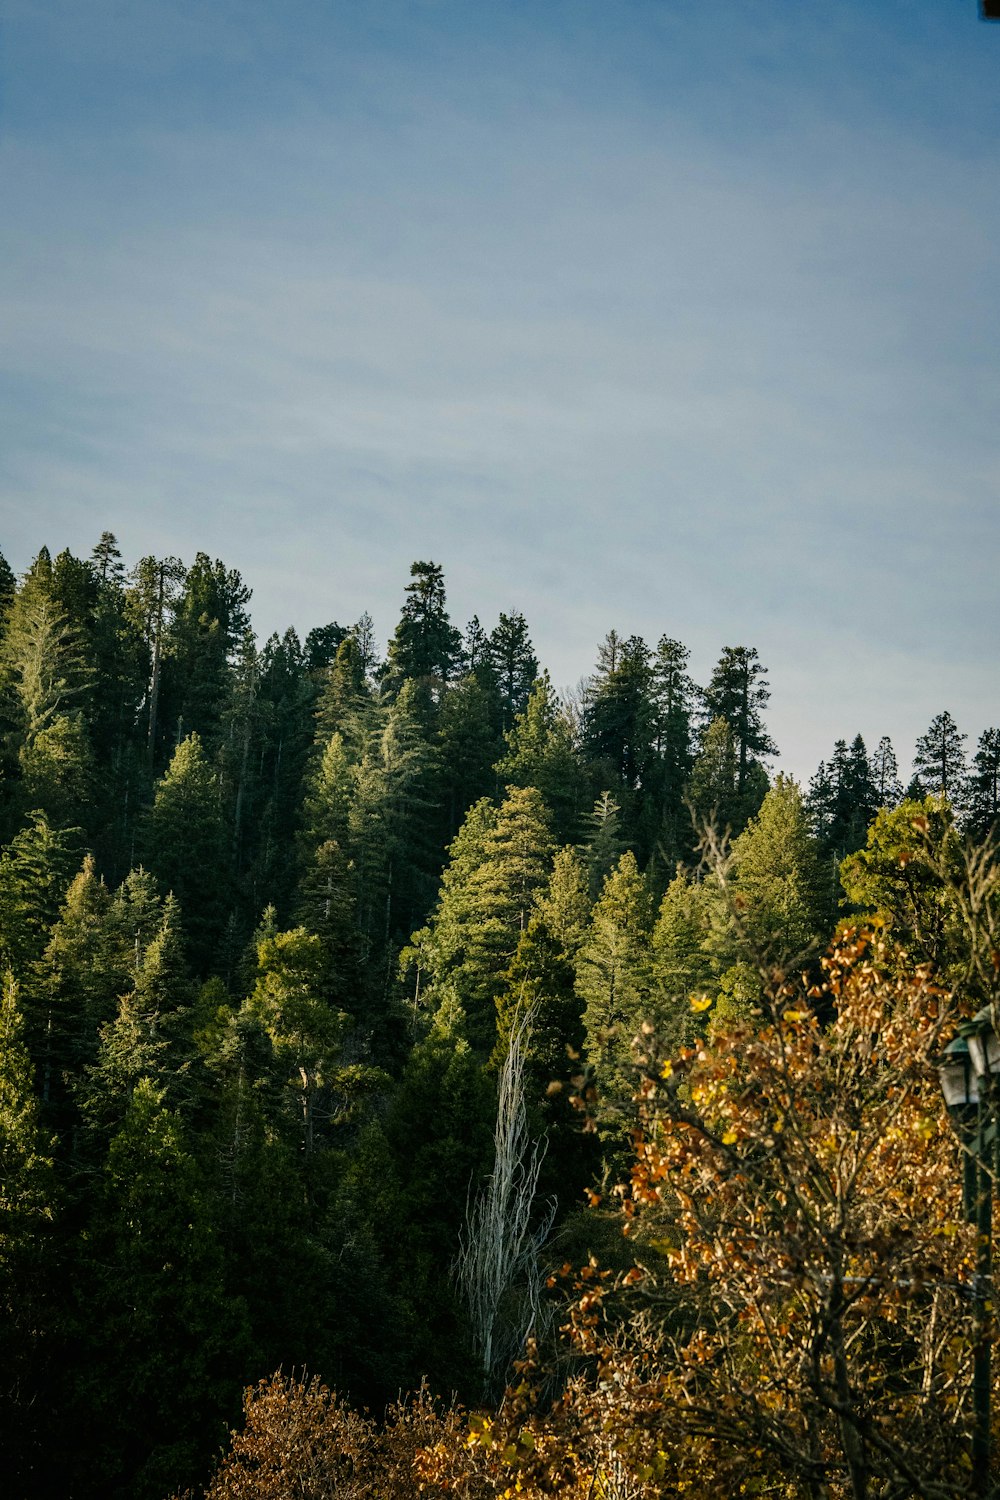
[0, 535, 997, 1498]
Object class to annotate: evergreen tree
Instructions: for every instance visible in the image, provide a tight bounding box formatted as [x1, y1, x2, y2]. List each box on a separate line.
[582, 790, 627, 898]
[701, 645, 777, 802]
[806, 735, 877, 865]
[240, 627, 316, 916]
[295, 735, 361, 1009]
[85, 538, 148, 876]
[402, 788, 553, 1051]
[351, 611, 381, 678]
[400, 796, 498, 1019]
[646, 635, 697, 869]
[385, 560, 462, 690]
[460, 615, 493, 677]
[245, 928, 350, 1160]
[108, 865, 165, 974]
[492, 912, 596, 1206]
[458, 785, 554, 1048]
[535, 844, 591, 955]
[966, 727, 1000, 842]
[160, 553, 252, 753]
[0, 550, 16, 617]
[82, 896, 195, 1143]
[487, 610, 538, 730]
[73, 1078, 250, 1499]
[32, 856, 127, 1143]
[17, 711, 95, 829]
[0, 548, 93, 752]
[871, 734, 903, 808]
[292, 839, 360, 1011]
[301, 732, 354, 851]
[90, 532, 123, 586]
[495, 672, 587, 843]
[577, 851, 654, 1120]
[142, 733, 229, 972]
[912, 711, 967, 804]
[0, 973, 58, 1492]
[581, 632, 655, 797]
[688, 715, 750, 833]
[125, 554, 185, 767]
[350, 679, 440, 976]
[650, 869, 715, 1051]
[0, 810, 81, 978]
[302, 621, 348, 674]
[437, 671, 503, 836]
[314, 634, 370, 752]
[217, 628, 260, 882]
[725, 775, 825, 969]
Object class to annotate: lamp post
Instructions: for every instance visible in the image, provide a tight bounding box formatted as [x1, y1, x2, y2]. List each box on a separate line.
[938, 1014, 1000, 1497]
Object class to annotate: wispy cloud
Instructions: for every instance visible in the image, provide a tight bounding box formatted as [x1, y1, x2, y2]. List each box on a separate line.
[2, 1, 998, 778]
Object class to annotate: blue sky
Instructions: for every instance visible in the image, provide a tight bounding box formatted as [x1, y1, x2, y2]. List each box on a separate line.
[2, 0, 998, 780]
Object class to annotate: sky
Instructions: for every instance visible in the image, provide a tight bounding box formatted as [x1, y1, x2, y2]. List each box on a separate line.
[1, 0, 998, 781]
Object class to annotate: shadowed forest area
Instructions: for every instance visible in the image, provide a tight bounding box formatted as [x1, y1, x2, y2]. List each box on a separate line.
[1, 535, 998, 1498]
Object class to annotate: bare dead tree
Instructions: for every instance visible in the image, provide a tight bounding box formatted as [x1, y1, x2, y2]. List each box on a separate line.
[455, 1004, 556, 1399]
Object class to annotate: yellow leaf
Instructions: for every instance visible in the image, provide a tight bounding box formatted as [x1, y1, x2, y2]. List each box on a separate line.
[690, 994, 713, 1013]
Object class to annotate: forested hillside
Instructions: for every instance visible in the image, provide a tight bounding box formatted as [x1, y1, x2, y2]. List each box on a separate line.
[1, 536, 997, 1498]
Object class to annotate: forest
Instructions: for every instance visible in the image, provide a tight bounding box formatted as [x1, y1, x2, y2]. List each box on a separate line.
[1, 536, 999, 1499]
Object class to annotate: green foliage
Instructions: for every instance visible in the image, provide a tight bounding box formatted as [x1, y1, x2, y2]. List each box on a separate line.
[0, 974, 59, 1492]
[314, 634, 371, 752]
[0, 810, 81, 976]
[72, 1078, 251, 1499]
[18, 710, 95, 827]
[535, 845, 591, 954]
[1, 548, 93, 743]
[487, 610, 538, 731]
[650, 868, 714, 1050]
[966, 727, 1000, 841]
[492, 914, 596, 1207]
[701, 644, 776, 799]
[437, 671, 503, 835]
[582, 790, 627, 898]
[495, 672, 586, 843]
[142, 732, 230, 971]
[386, 559, 462, 689]
[577, 851, 654, 1120]
[912, 709, 967, 803]
[840, 796, 968, 980]
[687, 715, 742, 832]
[350, 679, 440, 972]
[581, 631, 654, 797]
[726, 774, 825, 966]
[7, 533, 975, 1499]
[402, 787, 554, 1052]
[161, 553, 252, 752]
